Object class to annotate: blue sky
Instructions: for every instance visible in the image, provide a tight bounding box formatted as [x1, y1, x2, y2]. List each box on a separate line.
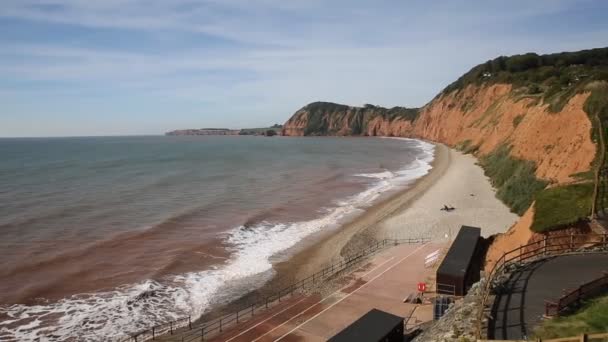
[1, 0, 607, 137]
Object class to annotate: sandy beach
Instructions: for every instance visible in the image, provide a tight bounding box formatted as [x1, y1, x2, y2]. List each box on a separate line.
[267, 143, 519, 291]
[379, 144, 520, 240]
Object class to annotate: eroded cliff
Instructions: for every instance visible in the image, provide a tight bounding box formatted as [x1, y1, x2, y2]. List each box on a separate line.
[283, 47, 608, 262]
[283, 84, 596, 185]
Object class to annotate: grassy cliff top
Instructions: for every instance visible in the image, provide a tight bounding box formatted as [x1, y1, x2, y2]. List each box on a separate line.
[302, 101, 419, 121]
[443, 47, 608, 112]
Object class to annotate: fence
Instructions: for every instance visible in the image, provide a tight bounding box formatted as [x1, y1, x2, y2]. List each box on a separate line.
[545, 271, 608, 317]
[475, 233, 608, 339]
[122, 236, 430, 342]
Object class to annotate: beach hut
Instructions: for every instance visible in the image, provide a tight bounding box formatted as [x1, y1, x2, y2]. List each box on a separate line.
[436, 225, 482, 296]
[328, 309, 404, 342]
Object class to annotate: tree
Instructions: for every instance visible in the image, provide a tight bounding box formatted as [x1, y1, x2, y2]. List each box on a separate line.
[265, 130, 277, 136]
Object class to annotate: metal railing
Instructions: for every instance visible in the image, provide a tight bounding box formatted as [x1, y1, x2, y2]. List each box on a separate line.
[475, 233, 608, 339]
[121, 236, 430, 342]
[545, 271, 608, 317]
[436, 283, 456, 296]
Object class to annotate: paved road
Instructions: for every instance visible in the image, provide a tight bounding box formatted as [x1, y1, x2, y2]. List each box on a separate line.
[489, 253, 608, 340]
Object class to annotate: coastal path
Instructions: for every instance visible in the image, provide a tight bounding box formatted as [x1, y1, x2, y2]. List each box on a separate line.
[489, 253, 608, 340]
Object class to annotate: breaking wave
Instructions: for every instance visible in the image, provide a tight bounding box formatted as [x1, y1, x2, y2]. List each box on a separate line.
[0, 139, 435, 342]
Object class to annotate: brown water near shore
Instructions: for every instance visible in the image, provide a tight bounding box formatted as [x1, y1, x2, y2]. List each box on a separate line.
[192, 143, 451, 324]
[269, 143, 450, 287]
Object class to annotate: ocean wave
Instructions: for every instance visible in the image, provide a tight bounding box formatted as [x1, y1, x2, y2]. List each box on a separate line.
[0, 139, 435, 342]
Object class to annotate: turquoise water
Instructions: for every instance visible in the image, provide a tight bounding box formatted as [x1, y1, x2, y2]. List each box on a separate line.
[0, 135, 434, 341]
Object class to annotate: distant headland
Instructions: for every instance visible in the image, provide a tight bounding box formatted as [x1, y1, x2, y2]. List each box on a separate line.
[166, 124, 282, 136]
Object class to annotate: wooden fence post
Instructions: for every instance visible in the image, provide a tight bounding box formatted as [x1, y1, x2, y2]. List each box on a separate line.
[543, 236, 547, 256]
[580, 333, 588, 342]
[519, 245, 522, 262]
[570, 233, 574, 252]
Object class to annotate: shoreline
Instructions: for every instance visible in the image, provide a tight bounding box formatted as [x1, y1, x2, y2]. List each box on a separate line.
[161, 141, 520, 339]
[269, 142, 451, 285]
[264, 142, 519, 293]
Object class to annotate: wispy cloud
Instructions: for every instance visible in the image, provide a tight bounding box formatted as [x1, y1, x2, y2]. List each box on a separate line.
[0, 0, 607, 136]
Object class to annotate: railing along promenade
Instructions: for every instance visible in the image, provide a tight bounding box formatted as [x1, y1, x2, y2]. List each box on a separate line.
[121, 236, 431, 342]
[475, 233, 608, 339]
[544, 271, 608, 317]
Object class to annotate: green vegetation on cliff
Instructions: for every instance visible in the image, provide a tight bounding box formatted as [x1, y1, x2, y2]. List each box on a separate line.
[584, 82, 608, 215]
[299, 102, 419, 136]
[479, 144, 548, 216]
[532, 183, 594, 232]
[443, 47, 608, 112]
[239, 125, 282, 135]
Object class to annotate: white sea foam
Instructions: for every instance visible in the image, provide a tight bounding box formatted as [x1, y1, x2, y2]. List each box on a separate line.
[0, 138, 435, 342]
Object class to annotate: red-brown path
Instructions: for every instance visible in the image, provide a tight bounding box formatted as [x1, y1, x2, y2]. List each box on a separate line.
[170, 241, 444, 342]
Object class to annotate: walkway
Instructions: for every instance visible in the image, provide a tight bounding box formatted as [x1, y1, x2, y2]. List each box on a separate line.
[168, 241, 443, 342]
[489, 253, 608, 340]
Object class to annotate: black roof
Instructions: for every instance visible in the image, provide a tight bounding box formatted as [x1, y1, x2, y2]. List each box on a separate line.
[436, 226, 481, 277]
[328, 309, 404, 342]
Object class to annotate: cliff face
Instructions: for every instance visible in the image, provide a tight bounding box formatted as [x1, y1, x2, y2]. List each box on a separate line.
[413, 84, 596, 184]
[284, 84, 599, 270]
[282, 102, 418, 137]
[283, 84, 596, 185]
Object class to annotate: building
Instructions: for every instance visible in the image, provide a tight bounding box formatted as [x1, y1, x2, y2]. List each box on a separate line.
[436, 225, 482, 296]
[328, 309, 404, 342]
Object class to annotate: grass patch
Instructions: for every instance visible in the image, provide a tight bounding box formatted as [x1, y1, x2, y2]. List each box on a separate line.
[512, 114, 524, 127]
[469, 98, 503, 128]
[533, 294, 608, 339]
[479, 144, 548, 215]
[454, 139, 479, 154]
[570, 170, 595, 181]
[582, 82, 608, 214]
[531, 182, 593, 232]
[454, 140, 472, 151]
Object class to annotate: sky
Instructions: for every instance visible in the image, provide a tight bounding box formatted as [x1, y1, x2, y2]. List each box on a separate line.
[1, 0, 607, 137]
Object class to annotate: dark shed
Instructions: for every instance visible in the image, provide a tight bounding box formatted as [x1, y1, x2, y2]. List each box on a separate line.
[436, 225, 482, 296]
[328, 309, 404, 342]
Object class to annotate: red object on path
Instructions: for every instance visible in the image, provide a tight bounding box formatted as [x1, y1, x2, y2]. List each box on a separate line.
[417, 282, 426, 293]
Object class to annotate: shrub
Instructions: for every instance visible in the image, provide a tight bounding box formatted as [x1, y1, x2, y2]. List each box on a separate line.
[479, 145, 548, 215]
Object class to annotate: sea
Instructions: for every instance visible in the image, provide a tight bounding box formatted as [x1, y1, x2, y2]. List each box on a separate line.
[0, 135, 434, 341]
